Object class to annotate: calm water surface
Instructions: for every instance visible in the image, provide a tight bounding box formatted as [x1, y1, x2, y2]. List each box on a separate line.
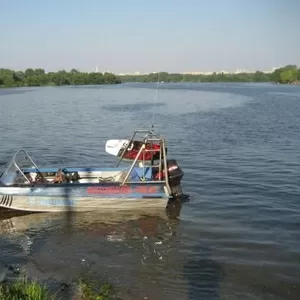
[0, 82, 300, 299]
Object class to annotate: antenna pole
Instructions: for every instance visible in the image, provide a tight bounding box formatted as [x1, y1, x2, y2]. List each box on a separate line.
[151, 72, 160, 131]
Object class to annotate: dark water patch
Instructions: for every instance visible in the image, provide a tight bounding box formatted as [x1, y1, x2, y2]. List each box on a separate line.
[101, 101, 165, 112]
[0, 88, 36, 96]
[183, 244, 224, 300]
[124, 82, 300, 99]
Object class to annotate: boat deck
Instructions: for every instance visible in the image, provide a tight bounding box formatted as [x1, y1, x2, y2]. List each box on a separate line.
[19, 166, 154, 185]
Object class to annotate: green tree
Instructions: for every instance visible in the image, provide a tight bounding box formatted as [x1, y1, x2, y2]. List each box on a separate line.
[3, 75, 15, 87]
[254, 71, 268, 82]
[13, 71, 25, 84]
[24, 68, 35, 77]
[34, 68, 45, 76]
[279, 68, 297, 84]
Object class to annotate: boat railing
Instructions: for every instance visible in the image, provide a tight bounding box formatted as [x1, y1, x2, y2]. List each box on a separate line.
[8, 150, 41, 184]
[119, 130, 171, 195]
[116, 129, 160, 167]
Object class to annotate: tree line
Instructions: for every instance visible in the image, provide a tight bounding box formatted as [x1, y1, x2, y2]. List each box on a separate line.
[1, 65, 300, 88]
[0, 68, 121, 88]
[119, 65, 300, 84]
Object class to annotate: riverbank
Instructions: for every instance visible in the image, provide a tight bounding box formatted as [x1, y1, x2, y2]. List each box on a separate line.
[0, 275, 116, 300]
[0, 82, 122, 89]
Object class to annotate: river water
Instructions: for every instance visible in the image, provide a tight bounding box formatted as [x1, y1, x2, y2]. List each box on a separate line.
[0, 82, 299, 299]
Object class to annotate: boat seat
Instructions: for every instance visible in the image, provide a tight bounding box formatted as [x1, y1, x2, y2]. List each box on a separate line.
[78, 178, 100, 183]
[130, 167, 152, 182]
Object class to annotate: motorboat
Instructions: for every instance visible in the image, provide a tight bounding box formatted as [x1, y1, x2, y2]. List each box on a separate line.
[0, 129, 184, 212]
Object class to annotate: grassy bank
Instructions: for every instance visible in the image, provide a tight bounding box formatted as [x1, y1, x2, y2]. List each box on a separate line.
[0, 275, 116, 300]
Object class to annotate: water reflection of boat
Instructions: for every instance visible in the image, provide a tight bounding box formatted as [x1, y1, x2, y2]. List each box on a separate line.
[0, 130, 184, 212]
[0, 202, 184, 299]
[0, 199, 182, 240]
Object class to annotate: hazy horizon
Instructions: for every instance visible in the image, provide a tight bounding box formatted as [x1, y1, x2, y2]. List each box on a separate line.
[1, 0, 299, 74]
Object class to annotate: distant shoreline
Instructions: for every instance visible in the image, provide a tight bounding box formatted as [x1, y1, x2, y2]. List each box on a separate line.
[1, 65, 299, 88]
[0, 83, 121, 89]
[0, 68, 121, 89]
[1, 81, 300, 90]
[118, 65, 300, 85]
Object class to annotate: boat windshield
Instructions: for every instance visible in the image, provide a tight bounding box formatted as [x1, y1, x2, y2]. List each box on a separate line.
[0, 150, 39, 185]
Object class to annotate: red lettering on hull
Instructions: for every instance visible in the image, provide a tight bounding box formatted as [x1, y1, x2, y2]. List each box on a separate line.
[87, 186, 159, 195]
[134, 186, 159, 194]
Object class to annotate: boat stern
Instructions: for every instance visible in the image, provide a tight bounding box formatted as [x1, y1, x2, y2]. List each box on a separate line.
[166, 159, 184, 196]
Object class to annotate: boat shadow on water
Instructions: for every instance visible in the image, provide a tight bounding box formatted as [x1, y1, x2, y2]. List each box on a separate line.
[183, 244, 225, 300]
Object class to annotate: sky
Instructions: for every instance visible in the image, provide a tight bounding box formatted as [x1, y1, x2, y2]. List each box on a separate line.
[0, 0, 299, 74]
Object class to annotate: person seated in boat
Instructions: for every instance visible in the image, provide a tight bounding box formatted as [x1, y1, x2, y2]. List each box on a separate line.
[69, 171, 80, 182]
[52, 168, 68, 184]
[34, 172, 48, 184]
[24, 173, 33, 184]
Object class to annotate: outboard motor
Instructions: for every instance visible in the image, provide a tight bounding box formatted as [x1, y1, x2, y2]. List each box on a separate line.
[153, 159, 184, 196]
[165, 159, 184, 187]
